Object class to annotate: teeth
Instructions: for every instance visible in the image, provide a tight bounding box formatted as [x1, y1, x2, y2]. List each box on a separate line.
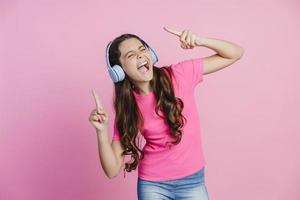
[139, 61, 147, 66]
[138, 61, 148, 69]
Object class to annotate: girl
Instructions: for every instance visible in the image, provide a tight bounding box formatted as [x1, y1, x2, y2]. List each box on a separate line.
[89, 27, 244, 200]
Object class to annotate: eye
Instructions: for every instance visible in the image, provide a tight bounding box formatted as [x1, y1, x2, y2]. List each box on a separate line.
[127, 54, 133, 58]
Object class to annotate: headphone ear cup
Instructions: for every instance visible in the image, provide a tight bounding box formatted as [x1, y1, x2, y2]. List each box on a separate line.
[148, 47, 158, 64]
[108, 64, 125, 83]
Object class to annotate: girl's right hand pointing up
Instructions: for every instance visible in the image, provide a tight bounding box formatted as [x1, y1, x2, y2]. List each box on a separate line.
[89, 89, 109, 133]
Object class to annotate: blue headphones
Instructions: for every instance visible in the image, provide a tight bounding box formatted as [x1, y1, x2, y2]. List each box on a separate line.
[105, 39, 159, 83]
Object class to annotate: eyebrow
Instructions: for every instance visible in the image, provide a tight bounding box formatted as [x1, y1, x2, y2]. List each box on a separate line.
[124, 45, 145, 57]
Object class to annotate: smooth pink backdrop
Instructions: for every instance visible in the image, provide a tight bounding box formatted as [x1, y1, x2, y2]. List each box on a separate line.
[1, 0, 299, 199]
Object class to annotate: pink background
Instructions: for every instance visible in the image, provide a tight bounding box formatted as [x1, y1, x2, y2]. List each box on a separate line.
[1, 0, 299, 199]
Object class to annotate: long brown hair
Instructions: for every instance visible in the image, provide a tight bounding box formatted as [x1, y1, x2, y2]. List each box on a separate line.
[108, 33, 187, 177]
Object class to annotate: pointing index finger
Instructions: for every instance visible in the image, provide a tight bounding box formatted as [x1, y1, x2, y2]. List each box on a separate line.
[92, 89, 103, 110]
[163, 27, 182, 37]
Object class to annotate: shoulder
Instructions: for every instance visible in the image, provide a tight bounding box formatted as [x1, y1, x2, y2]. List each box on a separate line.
[168, 57, 204, 86]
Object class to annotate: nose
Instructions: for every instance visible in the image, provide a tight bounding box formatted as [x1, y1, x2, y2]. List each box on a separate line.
[138, 53, 143, 59]
[137, 50, 147, 58]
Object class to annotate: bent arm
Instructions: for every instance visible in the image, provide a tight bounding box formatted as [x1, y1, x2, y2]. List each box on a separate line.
[96, 129, 122, 179]
[197, 37, 244, 74]
[198, 37, 244, 59]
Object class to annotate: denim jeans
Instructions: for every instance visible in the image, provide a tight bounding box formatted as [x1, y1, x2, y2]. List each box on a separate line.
[137, 167, 209, 200]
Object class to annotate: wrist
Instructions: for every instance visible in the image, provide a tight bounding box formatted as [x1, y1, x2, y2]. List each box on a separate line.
[96, 128, 108, 135]
[195, 36, 206, 46]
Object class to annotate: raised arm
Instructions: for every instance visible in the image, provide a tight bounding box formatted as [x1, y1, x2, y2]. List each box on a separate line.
[89, 89, 124, 179]
[197, 37, 244, 75]
[163, 27, 244, 75]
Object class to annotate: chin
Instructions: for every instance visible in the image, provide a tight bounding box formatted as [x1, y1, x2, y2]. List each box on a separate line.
[147, 71, 154, 80]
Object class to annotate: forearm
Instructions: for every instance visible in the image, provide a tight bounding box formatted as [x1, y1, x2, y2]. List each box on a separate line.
[96, 129, 119, 179]
[197, 36, 244, 59]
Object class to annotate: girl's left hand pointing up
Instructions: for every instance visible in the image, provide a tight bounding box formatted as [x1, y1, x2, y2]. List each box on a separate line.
[163, 27, 203, 49]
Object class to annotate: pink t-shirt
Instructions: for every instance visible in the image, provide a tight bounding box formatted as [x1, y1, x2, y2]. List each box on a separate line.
[112, 57, 206, 181]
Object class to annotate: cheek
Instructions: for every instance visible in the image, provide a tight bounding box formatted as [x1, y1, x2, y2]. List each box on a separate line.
[123, 62, 137, 74]
[125, 59, 136, 70]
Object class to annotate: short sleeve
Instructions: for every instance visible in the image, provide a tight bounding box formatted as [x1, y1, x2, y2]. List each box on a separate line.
[170, 57, 204, 87]
[112, 120, 121, 140]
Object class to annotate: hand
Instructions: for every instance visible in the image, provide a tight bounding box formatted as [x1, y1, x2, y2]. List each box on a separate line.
[89, 89, 109, 133]
[163, 27, 203, 49]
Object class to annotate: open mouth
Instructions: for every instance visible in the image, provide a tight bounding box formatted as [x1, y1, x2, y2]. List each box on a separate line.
[137, 61, 150, 73]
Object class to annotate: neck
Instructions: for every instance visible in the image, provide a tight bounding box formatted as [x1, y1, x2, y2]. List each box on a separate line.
[132, 81, 152, 95]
